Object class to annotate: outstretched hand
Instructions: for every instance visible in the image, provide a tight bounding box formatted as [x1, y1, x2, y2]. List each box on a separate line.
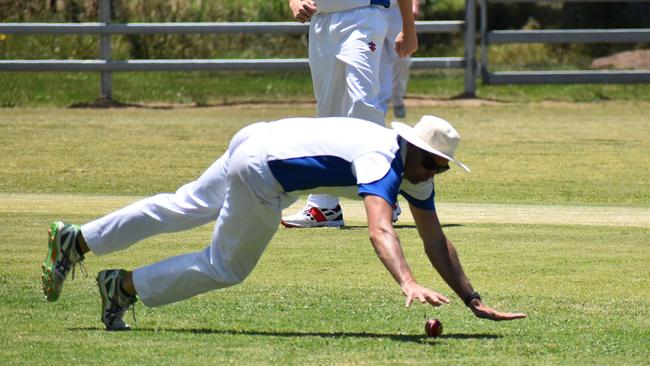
[468, 299, 527, 321]
[402, 282, 450, 308]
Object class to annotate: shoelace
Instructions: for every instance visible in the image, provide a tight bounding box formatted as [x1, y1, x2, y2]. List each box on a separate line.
[70, 260, 88, 280]
[107, 297, 137, 325]
[56, 229, 88, 280]
[55, 255, 80, 279]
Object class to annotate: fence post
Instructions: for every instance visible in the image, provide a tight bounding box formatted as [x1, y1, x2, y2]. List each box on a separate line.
[99, 0, 112, 100]
[463, 0, 477, 97]
[479, 0, 488, 84]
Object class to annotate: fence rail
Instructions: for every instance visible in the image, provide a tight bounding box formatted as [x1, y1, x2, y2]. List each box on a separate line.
[479, 0, 650, 85]
[0, 57, 465, 72]
[0, 0, 475, 100]
[5, 0, 649, 98]
[487, 29, 650, 44]
[0, 21, 465, 35]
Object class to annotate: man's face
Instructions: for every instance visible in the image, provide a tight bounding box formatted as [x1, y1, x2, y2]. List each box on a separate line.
[404, 145, 450, 184]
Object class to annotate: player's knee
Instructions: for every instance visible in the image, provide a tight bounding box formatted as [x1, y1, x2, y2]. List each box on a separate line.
[208, 256, 256, 286]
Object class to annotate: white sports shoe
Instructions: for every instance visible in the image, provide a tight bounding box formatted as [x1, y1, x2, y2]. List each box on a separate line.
[281, 205, 345, 228]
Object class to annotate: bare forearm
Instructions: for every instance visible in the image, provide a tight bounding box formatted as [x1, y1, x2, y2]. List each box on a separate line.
[425, 239, 474, 299]
[370, 227, 416, 288]
[411, 205, 474, 299]
[397, 0, 416, 30]
[363, 196, 453, 308]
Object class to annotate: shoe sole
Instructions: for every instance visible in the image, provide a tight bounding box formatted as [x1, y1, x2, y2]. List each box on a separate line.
[280, 220, 345, 228]
[41, 222, 63, 302]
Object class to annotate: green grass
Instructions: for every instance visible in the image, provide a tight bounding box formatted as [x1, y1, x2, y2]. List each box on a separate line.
[2, 210, 649, 364]
[1, 103, 648, 204]
[1, 105, 649, 364]
[3, 70, 650, 107]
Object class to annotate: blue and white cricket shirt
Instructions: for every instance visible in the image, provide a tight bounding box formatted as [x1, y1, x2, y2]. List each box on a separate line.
[261, 117, 435, 211]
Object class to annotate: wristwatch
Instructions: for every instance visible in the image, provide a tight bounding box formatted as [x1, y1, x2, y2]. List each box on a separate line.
[463, 291, 481, 307]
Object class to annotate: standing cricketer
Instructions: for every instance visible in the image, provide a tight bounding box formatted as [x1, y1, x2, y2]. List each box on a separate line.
[283, 0, 418, 228]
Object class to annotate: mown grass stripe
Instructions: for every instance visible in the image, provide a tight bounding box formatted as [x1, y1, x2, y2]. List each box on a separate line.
[2, 193, 647, 228]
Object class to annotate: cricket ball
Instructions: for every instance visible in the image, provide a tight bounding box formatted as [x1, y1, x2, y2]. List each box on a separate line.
[425, 318, 443, 338]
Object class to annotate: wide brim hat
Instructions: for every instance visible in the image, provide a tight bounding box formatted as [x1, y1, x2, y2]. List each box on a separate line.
[391, 115, 470, 172]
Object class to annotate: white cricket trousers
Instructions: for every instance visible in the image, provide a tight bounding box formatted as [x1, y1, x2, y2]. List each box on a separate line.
[378, 4, 411, 113]
[81, 123, 296, 307]
[309, 6, 387, 125]
[307, 6, 388, 209]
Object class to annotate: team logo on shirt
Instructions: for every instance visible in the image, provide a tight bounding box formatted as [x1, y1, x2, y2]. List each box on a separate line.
[368, 41, 376, 52]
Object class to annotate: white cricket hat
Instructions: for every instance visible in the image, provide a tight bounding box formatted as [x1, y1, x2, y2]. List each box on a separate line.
[391, 115, 470, 172]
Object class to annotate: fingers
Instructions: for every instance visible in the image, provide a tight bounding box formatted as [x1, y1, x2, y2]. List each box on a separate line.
[396, 42, 408, 58]
[498, 312, 527, 320]
[436, 293, 451, 304]
[404, 288, 450, 308]
[424, 293, 450, 307]
[394, 41, 414, 58]
[473, 306, 528, 321]
[405, 293, 414, 308]
[292, 2, 316, 22]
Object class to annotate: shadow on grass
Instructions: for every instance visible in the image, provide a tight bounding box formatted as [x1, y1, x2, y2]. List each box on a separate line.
[339, 223, 463, 230]
[68, 326, 499, 344]
[68, 97, 316, 109]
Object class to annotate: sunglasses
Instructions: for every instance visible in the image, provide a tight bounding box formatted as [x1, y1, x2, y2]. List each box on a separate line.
[421, 154, 450, 174]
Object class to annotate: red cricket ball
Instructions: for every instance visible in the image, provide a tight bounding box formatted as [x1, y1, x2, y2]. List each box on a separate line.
[425, 318, 443, 338]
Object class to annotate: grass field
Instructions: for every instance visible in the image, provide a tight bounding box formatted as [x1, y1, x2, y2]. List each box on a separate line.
[4, 71, 650, 107]
[1, 103, 649, 365]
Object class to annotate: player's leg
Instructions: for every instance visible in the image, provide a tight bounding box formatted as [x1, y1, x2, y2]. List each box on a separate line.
[337, 7, 387, 125]
[391, 55, 411, 118]
[42, 122, 267, 302]
[380, 5, 408, 119]
[69, 122, 266, 256]
[96, 180, 280, 331]
[283, 7, 388, 228]
[378, 33, 394, 116]
[282, 12, 348, 228]
[305, 10, 388, 225]
[81, 155, 228, 256]
[41, 155, 229, 302]
[128, 144, 282, 308]
[95, 128, 282, 330]
[309, 12, 347, 118]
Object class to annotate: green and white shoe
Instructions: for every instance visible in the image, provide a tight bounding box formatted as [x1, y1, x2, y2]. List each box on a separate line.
[97, 269, 138, 331]
[41, 221, 85, 302]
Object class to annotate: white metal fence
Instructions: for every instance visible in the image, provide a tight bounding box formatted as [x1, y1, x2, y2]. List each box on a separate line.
[479, 0, 650, 84]
[0, 0, 478, 99]
[3, 0, 649, 100]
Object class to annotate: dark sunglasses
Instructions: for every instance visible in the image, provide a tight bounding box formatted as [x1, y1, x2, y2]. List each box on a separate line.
[421, 154, 450, 174]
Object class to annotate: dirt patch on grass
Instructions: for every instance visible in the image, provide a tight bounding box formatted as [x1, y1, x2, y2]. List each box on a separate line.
[591, 49, 650, 70]
[405, 96, 506, 107]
